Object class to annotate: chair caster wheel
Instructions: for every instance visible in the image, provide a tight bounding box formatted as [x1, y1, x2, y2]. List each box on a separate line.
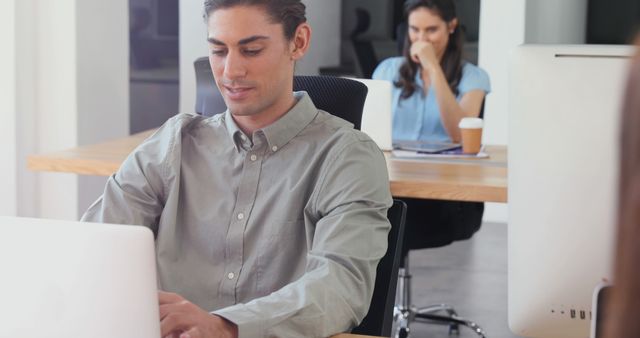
[448, 323, 460, 335]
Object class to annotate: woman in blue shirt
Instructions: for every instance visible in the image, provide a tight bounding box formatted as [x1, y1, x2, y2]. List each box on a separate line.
[373, 0, 490, 143]
[374, 1, 490, 307]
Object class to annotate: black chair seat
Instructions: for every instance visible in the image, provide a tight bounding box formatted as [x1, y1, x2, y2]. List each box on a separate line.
[400, 198, 483, 261]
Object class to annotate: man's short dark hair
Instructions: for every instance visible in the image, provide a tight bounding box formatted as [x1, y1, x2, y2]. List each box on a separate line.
[204, 0, 307, 41]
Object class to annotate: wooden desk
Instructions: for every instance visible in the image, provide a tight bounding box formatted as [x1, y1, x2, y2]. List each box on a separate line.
[27, 130, 507, 203]
[385, 147, 507, 203]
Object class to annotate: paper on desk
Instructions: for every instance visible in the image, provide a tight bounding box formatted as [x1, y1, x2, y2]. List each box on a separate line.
[392, 145, 489, 159]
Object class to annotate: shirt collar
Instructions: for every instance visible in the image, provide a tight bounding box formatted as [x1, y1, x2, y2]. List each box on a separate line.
[261, 92, 317, 151]
[224, 91, 318, 153]
[223, 111, 251, 152]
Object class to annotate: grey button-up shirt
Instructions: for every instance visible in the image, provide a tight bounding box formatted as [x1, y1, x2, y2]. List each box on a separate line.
[82, 92, 392, 338]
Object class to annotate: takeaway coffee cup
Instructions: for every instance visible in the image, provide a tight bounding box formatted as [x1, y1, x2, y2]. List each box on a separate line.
[458, 117, 483, 154]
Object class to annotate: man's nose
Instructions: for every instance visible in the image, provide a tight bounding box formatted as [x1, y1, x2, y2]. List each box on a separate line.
[223, 51, 247, 79]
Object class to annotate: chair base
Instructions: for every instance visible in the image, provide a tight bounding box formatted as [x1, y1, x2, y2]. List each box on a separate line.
[393, 264, 488, 338]
[393, 304, 487, 338]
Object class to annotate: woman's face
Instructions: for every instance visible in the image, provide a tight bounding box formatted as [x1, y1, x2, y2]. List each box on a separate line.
[407, 7, 457, 61]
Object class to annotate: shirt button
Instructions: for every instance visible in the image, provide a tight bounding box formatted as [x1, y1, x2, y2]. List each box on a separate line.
[272, 146, 278, 152]
[250, 154, 257, 161]
[227, 272, 235, 280]
[237, 213, 244, 220]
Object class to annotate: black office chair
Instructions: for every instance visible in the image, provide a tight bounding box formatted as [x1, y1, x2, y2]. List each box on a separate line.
[352, 199, 407, 337]
[292, 75, 366, 130]
[396, 21, 408, 56]
[194, 57, 226, 117]
[394, 199, 486, 338]
[193, 58, 367, 130]
[351, 8, 378, 79]
[393, 102, 488, 338]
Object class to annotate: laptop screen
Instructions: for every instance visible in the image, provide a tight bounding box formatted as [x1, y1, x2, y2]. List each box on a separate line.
[0, 217, 160, 338]
[351, 78, 393, 151]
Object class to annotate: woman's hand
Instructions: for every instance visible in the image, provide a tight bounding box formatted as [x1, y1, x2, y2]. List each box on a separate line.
[410, 41, 439, 74]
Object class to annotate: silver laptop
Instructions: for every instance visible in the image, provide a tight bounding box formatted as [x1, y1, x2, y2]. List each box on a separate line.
[351, 78, 393, 151]
[0, 216, 160, 338]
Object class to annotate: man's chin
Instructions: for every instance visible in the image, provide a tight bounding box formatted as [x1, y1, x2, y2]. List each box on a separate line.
[227, 104, 258, 117]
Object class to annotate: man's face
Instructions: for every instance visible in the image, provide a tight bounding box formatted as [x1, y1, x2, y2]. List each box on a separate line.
[207, 6, 298, 119]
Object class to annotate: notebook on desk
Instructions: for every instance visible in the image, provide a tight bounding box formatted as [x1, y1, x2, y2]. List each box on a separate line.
[393, 140, 462, 153]
[0, 217, 160, 338]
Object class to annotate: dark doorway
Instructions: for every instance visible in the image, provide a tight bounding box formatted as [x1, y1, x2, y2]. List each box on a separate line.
[129, 0, 179, 134]
[587, 0, 640, 44]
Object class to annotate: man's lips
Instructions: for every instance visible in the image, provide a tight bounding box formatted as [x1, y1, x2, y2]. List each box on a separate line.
[223, 85, 254, 100]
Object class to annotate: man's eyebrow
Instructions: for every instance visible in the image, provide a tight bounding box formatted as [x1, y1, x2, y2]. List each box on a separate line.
[207, 35, 270, 46]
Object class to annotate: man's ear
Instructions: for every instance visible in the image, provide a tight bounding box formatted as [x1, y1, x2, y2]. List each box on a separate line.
[290, 23, 311, 61]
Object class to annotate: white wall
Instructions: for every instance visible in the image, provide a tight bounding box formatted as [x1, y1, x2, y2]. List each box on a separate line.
[76, 0, 129, 215]
[4, 0, 128, 219]
[33, 0, 79, 219]
[478, 0, 527, 223]
[525, 0, 588, 44]
[0, 0, 17, 216]
[478, 0, 588, 223]
[296, 0, 341, 75]
[179, 0, 209, 115]
[15, 0, 38, 217]
[179, 0, 342, 114]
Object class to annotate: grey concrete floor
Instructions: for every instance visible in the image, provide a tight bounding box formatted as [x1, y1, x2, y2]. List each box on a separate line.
[394, 222, 522, 338]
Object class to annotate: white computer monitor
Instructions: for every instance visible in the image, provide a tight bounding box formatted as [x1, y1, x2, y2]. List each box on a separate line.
[508, 44, 635, 337]
[0, 217, 160, 338]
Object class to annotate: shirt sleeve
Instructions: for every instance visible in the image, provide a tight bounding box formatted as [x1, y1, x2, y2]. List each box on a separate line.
[214, 134, 393, 338]
[458, 64, 491, 96]
[372, 57, 401, 82]
[80, 115, 184, 234]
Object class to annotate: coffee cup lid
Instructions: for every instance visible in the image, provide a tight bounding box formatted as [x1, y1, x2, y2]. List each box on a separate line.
[459, 117, 483, 129]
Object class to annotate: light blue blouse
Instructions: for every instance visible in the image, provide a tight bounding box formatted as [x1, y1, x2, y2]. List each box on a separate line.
[372, 57, 491, 143]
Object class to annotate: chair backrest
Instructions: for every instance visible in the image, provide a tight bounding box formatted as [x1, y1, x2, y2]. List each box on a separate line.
[351, 199, 407, 337]
[292, 75, 367, 130]
[193, 57, 367, 130]
[350, 8, 378, 79]
[194, 57, 227, 116]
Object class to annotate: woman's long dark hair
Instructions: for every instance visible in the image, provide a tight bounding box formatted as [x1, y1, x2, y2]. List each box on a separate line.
[396, 0, 464, 99]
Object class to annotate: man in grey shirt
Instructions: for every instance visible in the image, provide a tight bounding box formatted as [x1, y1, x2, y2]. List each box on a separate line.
[82, 1, 392, 337]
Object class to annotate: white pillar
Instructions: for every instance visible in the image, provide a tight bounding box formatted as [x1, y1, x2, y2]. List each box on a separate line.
[4, 0, 128, 219]
[296, 0, 342, 75]
[75, 0, 129, 216]
[33, 0, 80, 219]
[525, 0, 588, 44]
[478, 0, 527, 223]
[179, 0, 209, 115]
[477, 0, 588, 224]
[0, 0, 18, 216]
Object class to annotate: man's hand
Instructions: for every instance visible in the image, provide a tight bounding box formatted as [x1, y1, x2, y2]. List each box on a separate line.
[159, 291, 238, 338]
